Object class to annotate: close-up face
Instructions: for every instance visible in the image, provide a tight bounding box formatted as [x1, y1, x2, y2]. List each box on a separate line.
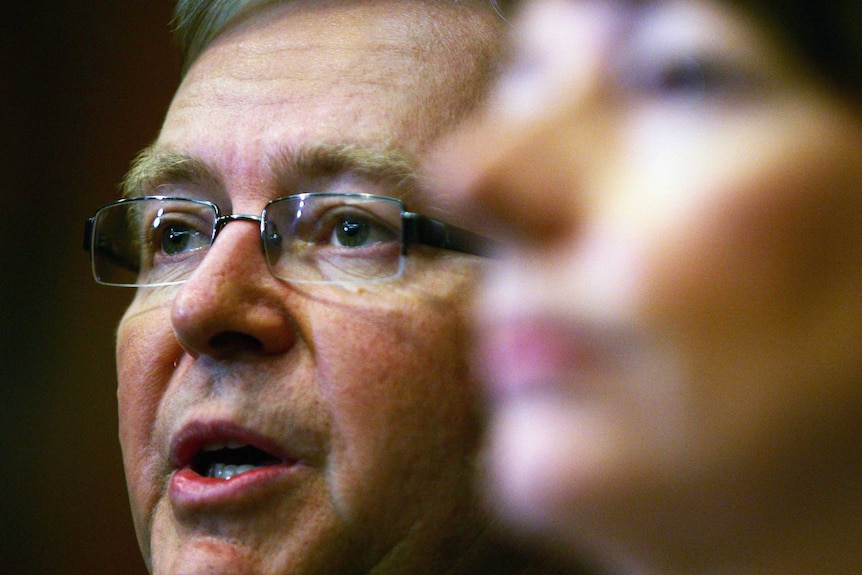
[434, 0, 862, 570]
[115, 2, 500, 574]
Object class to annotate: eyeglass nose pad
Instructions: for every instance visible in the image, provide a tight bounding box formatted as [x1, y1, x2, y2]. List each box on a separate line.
[214, 215, 229, 235]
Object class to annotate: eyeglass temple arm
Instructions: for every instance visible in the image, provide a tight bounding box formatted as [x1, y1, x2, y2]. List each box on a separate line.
[83, 218, 94, 251]
[401, 213, 496, 257]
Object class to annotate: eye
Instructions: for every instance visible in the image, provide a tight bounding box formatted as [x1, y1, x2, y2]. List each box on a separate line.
[621, 54, 708, 100]
[160, 223, 210, 255]
[622, 51, 763, 104]
[328, 212, 398, 248]
[334, 217, 372, 248]
[147, 211, 212, 258]
[652, 56, 707, 97]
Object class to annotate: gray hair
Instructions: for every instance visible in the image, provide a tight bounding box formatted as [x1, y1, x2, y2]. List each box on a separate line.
[172, 0, 504, 76]
[173, 0, 273, 75]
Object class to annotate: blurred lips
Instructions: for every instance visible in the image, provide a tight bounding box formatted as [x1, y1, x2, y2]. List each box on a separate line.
[169, 420, 308, 510]
[476, 316, 600, 399]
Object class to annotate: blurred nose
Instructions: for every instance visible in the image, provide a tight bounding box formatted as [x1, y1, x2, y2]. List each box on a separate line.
[171, 219, 298, 359]
[430, 0, 615, 247]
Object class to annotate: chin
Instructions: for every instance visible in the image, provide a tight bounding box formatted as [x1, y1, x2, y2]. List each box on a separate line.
[148, 538, 269, 575]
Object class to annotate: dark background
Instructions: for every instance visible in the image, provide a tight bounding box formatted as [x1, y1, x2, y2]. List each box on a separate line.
[2, 3, 180, 573]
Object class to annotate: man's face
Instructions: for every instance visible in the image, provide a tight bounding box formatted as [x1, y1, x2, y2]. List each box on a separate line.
[116, 2, 499, 573]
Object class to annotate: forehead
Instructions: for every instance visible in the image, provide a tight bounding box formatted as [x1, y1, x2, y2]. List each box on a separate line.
[156, 0, 499, 202]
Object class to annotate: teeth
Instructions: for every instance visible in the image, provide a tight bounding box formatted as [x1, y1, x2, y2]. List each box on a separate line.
[207, 463, 258, 480]
[202, 441, 248, 452]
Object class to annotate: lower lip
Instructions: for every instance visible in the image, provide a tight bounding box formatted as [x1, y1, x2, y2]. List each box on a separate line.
[169, 464, 303, 510]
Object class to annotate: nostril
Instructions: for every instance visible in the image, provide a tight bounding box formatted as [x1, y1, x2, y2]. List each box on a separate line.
[209, 331, 265, 355]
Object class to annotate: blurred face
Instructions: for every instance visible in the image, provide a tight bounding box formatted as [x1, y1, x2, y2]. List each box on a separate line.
[432, 0, 862, 571]
[116, 2, 500, 574]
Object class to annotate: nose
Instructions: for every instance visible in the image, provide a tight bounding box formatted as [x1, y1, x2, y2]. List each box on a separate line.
[171, 218, 298, 359]
[442, 105, 587, 246]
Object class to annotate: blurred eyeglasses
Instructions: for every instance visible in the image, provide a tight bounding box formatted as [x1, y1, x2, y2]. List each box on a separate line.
[84, 193, 494, 287]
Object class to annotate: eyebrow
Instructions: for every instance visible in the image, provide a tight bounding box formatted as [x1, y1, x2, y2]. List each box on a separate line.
[121, 146, 220, 199]
[269, 142, 421, 203]
[121, 142, 421, 204]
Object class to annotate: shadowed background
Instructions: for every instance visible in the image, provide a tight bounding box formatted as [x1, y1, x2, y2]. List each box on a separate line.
[2, 3, 179, 573]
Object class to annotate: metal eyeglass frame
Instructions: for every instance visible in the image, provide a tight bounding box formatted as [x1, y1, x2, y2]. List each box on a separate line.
[83, 193, 495, 286]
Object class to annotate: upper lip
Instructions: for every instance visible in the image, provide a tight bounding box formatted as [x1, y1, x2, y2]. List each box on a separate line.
[475, 314, 610, 396]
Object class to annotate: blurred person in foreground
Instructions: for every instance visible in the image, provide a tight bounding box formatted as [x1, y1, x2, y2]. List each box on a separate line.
[83, 1, 573, 573]
[430, 0, 862, 574]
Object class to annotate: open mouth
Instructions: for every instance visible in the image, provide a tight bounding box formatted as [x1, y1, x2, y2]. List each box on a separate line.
[191, 441, 283, 481]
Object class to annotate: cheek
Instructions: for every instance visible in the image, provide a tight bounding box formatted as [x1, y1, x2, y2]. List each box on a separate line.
[116, 308, 180, 537]
[312, 287, 480, 525]
[635, 106, 862, 318]
[630, 124, 862, 444]
[323, 304, 477, 451]
[644, 137, 862, 336]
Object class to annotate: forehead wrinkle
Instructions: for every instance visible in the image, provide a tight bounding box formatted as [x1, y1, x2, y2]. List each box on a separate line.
[121, 146, 223, 199]
[268, 142, 422, 204]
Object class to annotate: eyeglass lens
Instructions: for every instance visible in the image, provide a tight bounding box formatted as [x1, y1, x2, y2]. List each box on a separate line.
[90, 195, 408, 287]
[263, 194, 404, 283]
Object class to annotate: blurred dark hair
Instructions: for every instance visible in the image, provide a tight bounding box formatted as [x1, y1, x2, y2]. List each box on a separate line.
[737, 0, 861, 98]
